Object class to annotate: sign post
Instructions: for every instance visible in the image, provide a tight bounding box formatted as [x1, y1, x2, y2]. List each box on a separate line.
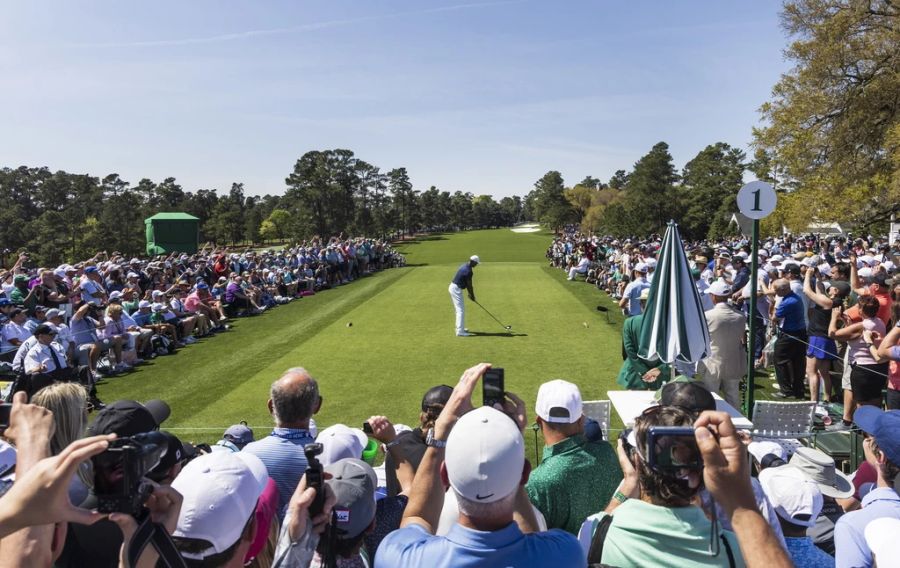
[736, 181, 777, 417]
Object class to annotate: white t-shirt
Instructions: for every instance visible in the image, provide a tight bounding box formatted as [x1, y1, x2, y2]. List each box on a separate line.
[79, 279, 105, 306]
[1, 322, 31, 354]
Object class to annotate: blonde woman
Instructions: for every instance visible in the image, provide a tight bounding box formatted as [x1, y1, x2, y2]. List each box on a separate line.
[31, 382, 92, 504]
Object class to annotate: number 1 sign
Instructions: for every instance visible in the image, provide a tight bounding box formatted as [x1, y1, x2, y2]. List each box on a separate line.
[737, 181, 776, 220]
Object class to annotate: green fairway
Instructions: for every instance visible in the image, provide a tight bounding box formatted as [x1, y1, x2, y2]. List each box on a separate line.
[97, 228, 627, 459]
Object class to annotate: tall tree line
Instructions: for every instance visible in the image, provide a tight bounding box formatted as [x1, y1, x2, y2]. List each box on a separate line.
[0, 149, 522, 266]
[526, 140, 748, 241]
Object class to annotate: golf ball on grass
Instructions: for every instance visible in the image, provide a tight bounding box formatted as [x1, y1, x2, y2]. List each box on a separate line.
[347, 322, 353, 327]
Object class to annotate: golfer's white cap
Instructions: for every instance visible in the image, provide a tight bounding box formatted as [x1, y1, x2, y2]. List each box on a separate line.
[865, 517, 900, 565]
[317, 424, 368, 467]
[470, 255, 480, 264]
[445, 406, 523, 504]
[535, 379, 583, 424]
[758, 465, 823, 528]
[634, 262, 648, 273]
[706, 279, 732, 296]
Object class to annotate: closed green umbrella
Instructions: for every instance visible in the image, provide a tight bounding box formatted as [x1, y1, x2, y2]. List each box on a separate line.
[638, 221, 710, 370]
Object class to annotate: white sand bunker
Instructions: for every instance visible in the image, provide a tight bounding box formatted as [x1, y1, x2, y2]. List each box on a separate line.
[511, 223, 540, 233]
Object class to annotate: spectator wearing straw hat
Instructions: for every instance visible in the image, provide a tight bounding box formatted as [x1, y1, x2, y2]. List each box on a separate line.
[786, 447, 853, 556]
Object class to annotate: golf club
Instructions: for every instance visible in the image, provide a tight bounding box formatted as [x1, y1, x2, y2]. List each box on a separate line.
[475, 301, 513, 333]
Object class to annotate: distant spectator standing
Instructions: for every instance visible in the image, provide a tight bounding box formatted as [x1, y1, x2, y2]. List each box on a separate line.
[773, 278, 809, 399]
[698, 280, 747, 408]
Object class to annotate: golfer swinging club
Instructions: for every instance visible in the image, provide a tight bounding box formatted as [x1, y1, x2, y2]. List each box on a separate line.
[449, 255, 479, 336]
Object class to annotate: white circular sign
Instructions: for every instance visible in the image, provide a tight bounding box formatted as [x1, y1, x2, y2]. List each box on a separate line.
[737, 181, 776, 219]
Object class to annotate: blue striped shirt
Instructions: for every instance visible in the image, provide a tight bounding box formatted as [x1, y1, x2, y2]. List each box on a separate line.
[243, 428, 314, 520]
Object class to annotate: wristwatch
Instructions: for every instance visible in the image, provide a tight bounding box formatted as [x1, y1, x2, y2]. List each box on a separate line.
[425, 428, 447, 449]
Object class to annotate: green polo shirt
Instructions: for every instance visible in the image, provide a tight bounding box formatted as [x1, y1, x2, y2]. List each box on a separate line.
[525, 434, 622, 535]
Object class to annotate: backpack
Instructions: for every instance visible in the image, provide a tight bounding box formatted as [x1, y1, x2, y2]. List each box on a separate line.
[151, 334, 175, 356]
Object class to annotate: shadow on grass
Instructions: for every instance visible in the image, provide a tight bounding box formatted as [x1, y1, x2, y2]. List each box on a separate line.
[469, 331, 528, 337]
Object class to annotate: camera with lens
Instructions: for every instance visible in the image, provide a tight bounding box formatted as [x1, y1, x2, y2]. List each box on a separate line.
[94, 431, 168, 516]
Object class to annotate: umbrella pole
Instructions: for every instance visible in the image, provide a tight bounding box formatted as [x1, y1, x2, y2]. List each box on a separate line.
[744, 219, 760, 417]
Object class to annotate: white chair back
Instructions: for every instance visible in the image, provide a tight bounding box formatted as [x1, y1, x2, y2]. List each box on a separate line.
[751, 400, 816, 439]
[582, 400, 611, 441]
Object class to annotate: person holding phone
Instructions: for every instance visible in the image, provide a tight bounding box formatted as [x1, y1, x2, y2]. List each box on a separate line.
[448, 256, 479, 337]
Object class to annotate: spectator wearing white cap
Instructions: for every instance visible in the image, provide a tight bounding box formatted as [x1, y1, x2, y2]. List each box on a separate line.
[698, 279, 747, 409]
[618, 263, 650, 317]
[317, 424, 369, 467]
[758, 465, 833, 567]
[864, 517, 900, 568]
[171, 451, 269, 567]
[526, 379, 622, 535]
[376, 363, 584, 567]
[784, 447, 854, 556]
[448, 256, 479, 337]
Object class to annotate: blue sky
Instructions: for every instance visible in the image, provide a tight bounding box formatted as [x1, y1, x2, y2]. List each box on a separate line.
[0, 1, 789, 198]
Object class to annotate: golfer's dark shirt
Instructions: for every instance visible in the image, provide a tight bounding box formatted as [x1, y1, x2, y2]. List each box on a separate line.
[452, 263, 473, 288]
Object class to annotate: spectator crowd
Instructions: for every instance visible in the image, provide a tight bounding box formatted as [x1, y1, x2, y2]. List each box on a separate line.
[0, 236, 405, 408]
[0, 228, 896, 568]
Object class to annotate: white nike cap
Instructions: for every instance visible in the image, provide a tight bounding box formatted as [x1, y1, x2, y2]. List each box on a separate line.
[445, 406, 523, 504]
[470, 255, 480, 264]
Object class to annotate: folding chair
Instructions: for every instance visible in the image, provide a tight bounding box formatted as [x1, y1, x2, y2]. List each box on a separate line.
[750, 400, 816, 457]
[582, 400, 611, 442]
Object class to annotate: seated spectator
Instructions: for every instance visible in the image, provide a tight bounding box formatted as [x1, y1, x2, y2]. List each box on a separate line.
[74, 266, 106, 306]
[244, 367, 321, 520]
[834, 407, 900, 567]
[24, 305, 49, 334]
[1, 308, 32, 363]
[758, 465, 834, 567]
[376, 363, 585, 567]
[170, 451, 269, 567]
[567, 255, 590, 281]
[526, 379, 622, 535]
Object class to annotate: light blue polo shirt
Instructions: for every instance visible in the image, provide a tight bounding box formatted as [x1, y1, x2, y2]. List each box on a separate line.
[834, 487, 900, 568]
[375, 520, 583, 568]
[243, 427, 314, 520]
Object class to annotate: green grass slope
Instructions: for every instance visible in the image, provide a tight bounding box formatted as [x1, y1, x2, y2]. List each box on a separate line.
[98, 228, 626, 459]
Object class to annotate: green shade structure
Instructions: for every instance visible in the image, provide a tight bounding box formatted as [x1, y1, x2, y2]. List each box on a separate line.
[145, 212, 200, 255]
[638, 220, 710, 367]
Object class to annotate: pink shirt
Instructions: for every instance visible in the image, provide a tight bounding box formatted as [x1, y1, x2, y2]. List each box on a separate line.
[184, 292, 202, 312]
[848, 318, 886, 366]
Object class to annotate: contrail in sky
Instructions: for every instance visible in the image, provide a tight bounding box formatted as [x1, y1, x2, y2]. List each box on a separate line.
[74, 0, 526, 48]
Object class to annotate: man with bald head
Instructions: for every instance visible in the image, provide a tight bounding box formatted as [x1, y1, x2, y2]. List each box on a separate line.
[243, 367, 322, 519]
[772, 278, 809, 399]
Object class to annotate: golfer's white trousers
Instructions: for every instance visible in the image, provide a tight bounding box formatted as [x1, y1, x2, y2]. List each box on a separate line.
[449, 283, 465, 335]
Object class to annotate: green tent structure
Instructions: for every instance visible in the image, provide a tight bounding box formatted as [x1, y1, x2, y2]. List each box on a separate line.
[145, 212, 200, 255]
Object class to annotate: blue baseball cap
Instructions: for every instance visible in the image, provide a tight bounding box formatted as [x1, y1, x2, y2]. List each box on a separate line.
[84, 266, 99, 274]
[196, 282, 209, 289]
[854, 407, 900, 465]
